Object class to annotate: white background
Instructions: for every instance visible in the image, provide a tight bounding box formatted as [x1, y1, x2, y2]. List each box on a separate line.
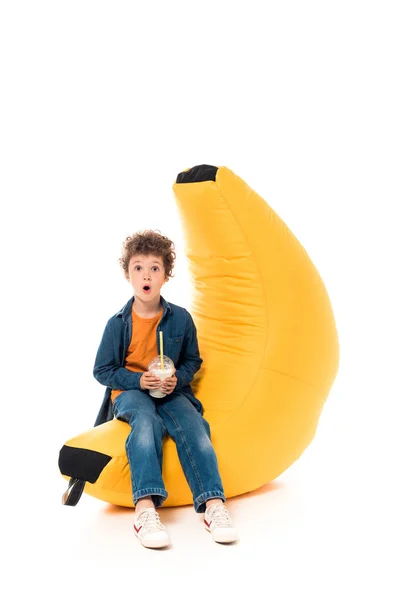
[1, 1, 399, 598]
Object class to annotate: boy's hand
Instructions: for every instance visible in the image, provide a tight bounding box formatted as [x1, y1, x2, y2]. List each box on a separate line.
[160, 373, 177, 395]
[140, 371, 162, 390]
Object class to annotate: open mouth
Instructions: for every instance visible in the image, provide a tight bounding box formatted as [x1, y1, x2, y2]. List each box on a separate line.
[142, 285, 151, 293]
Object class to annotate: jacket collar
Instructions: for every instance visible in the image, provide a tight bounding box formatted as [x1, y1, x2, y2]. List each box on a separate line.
[116, 294, 172, 322]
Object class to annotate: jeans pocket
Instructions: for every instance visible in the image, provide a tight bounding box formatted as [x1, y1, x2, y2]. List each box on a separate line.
[112, 395, 119, 418]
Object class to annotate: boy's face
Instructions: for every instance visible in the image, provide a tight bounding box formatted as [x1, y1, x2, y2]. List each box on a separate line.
[126, 254, 168, 300]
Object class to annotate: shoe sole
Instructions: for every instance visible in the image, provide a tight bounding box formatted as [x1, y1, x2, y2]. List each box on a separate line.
[134, 531, 170, 549]
[205, 525, 238, 544]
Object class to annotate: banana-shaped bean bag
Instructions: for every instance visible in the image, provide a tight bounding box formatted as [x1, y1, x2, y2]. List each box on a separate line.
[59, 165, 339, 507]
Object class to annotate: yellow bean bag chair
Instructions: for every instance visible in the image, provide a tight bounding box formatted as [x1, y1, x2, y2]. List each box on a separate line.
[59, 164, 339, 507]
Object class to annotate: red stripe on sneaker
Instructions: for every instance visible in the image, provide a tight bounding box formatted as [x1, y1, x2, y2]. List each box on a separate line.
[134, 524, 142, 533]
[204, 519, 212, 528]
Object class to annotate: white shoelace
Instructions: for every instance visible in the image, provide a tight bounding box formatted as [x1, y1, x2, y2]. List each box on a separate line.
[136, 509, 165, 533]
[208, 504, 232, 527]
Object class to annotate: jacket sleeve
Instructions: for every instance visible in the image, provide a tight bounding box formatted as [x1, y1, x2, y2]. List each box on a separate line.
[174, 310, 203, 391]
[93, 319, 142, 390]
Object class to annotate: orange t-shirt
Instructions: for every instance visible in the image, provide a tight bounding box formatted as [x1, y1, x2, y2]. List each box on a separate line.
[111, 306, 163, 402]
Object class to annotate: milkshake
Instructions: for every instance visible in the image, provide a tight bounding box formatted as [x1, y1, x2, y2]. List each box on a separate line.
[148, 355, 175, 398]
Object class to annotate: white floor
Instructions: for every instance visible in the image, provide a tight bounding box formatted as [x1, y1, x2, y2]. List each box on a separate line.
[6, 377, 398, 599]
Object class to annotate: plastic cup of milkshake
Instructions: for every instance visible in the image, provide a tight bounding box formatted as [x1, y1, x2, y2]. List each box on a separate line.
[148, 355, 175, 398]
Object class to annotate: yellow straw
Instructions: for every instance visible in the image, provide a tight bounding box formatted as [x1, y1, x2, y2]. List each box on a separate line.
[160, 331, 164, 369]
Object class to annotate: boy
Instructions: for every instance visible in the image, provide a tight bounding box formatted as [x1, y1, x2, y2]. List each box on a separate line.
[93, 230, 238, 548]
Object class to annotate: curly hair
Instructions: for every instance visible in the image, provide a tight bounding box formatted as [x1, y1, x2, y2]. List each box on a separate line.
[119, 230, 176, 279]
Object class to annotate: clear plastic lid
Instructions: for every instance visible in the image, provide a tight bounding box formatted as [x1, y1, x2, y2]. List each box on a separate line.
[148, 355, 174, 372]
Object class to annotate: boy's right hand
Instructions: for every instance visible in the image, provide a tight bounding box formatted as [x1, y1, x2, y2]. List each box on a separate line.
[139, 371, 161, 391]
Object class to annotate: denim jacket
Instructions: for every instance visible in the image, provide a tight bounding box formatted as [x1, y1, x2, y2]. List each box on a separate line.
[93, 295, 204, 426]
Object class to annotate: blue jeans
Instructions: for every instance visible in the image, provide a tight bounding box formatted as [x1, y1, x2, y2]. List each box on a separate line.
[112, 389, 226, 513]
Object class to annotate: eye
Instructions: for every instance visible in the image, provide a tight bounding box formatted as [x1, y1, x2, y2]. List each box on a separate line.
[133, 265, 159, 271]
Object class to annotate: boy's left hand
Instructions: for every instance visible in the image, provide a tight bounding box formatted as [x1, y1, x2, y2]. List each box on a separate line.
[160, 373, 178, 395]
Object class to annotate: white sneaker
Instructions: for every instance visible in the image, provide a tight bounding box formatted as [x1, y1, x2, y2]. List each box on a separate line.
[204, 503, 238, 543]
[133, 508, 170, 549]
